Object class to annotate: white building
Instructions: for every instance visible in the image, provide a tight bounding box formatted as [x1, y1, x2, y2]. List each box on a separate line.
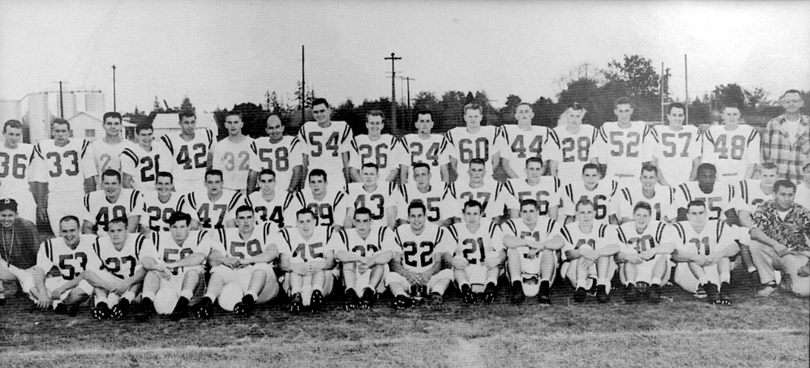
[65, 111, 136, 142]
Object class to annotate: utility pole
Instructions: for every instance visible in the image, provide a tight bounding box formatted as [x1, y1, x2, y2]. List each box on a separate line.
[684, 54, 689, 124]
[301, 46, 306, 123]
[400, 76, 415, 123]
[660, 62, 665, 124]
[52, 81, 65, 118]
[112, 65, 117, 112]
[385, 52, 401, 128]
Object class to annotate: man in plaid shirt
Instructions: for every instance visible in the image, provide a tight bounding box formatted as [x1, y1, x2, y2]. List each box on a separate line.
[761, 90, 810, 182]
[743, 180, 810, 297]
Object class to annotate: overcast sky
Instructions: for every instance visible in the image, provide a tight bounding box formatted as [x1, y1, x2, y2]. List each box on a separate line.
[1, 0, 808, 113]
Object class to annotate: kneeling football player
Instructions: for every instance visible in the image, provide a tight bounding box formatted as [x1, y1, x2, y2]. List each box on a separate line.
[279, 208, 337, 313]
[196, 206, 280, 318]
[386, 201, 454, 308]
[448, 200, 505, 304]
[138, 212, 211, 320]
[332, 207, 394, 309]
[560, 199, 621, 303]
[83, 218, 155, 320]
[671, 200, 740, 305]
[503, 199, 564, 305]
[615, 202, 677, 303]
[25, 216, 98, 316]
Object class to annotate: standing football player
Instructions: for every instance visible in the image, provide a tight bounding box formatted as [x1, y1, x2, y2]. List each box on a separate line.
[87, 112, 137, 189]
[617, 164, 676, 224]
[615, 202, 678, 303]
[212, 111, 254, 193]
[141, 172, 186, 233]
[182, 169, 246, 230]
[345, 163, 398, 230]
[496, 102, 561, 179]
[400, 110, 445, 185]
[298, 98, 359, 188]
[247, 169, 296, 228]
[502, 157, 562, 220]
[671, 200, 740, 305]
[702, 104, 760, 184]
[554, 103, 599, 186]
[593, 97, 658, 187]
[286, 169, 350, 230]
[138, 212, 210, 320]
[653, 103, 702, 187]
[439, 103, 504, 182]
[385, 201, 454, 308]
[159, 110, 216, 194]
[0, 120, 37, 223]
[351, 110, 404, 182]
[502, 199, 565, 305]
[396, 163, 451, 226]
[247, 115, 304, 194]
[121, 123, 169, 192]
[448, 200, 505, 304]
[561, 163, 620, 225]
[196, 206, 280, 317]
[32, 118, 97, 236]
[82, 169, 143, 235]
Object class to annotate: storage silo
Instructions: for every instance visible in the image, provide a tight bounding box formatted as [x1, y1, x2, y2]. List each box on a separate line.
[0, 99, 22, 124]
[27, 92, 51, 144]
[85, 91, 105, 112]
[56, 92, 77, 119]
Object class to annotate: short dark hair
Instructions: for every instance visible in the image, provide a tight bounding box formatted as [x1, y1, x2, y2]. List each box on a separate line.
[225, 111, 243, 120]
[362, 163, 379, 173]
[166, 212, 192, 226]
[366, 110, 384, 120]
[52, 118, 70, 130]
[519, 199, 538, 211]
[108, 217, 128, 228]
[760, 162, 778, 172]
[235, 205, 254, 217]
[178, 110, 196, 121]
[103, 112, 122, 123]
[135, 123, 153, 134]
[525, 157, 544, 167]
[614, 97, 633, 108]
[102, 169, 122, 183]
[354, 207, 373, 220]
[697, 163, 717, 174]
[781, 89, 802, 99]
[296, 208, 316, 220]
[3, 120, 23, 133]
[722, 103, 741, 111]
[156, 171, 174, 183]
[463, 200, 483, 213]
[686, 200, 706, 212]
[575, 198, 594, 212]
[582, 163, 600, 175]
[407, 201, 426, 216]
[205, 169, 223, 181]
[469, 158, 486, 168]
[774, 179, 796, 193]
[258, 169, 276, 179]
[641, 164, 659, 176]
[667, 102, 685, 115]
[463, 103, 482, 114]
[567, 102, 584, 111]
[59, 215, 81, 228]
[415, 109, 433, 122]
[312, 98, 330, 109]
[309, 169, 327, 181]
[633, 201, 652, 214]
[412, 162, 431, 173]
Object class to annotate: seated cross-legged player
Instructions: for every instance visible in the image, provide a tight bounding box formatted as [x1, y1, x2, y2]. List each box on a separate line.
[83, 218, 155, 320]
[385, 201, 454, 309]
[671, 200, 740, 305]
[615, 202, 677, 303]
[560, 199, 621, 304]
[25, 216, 98, 316]
[502, 199, 565, 305]
[448, 200, 505, 304]
[279, 208, 336, 313]
[331, 207, 395, 309]
[196, 206, 280, 318]
[138, 212, 211, 320]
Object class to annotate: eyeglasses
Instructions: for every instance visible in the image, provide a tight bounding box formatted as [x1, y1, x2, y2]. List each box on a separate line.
[782, 99, 803, 104]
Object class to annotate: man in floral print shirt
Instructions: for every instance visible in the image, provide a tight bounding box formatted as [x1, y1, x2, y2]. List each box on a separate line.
[742, 179, 810, 297]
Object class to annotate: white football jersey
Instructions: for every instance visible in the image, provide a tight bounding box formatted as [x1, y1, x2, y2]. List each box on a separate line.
[0, 143, 35, 196]
[439, 126, 503, 175]
[150, 230, 212, 274]
[32, 139, 96, 195]
[702, 124, 760, 183]
[401, 133, 444, 184]
[616, 220, 678, 254]
[120, 144, 170, 192]
[87, 138, 137, 181]
[351, 134, 404, 181]
[278, 226, 333, 263]
[737, 179, 772, 213]
[562, 180, 620, 225]
[446, 220, 504, 265]
[214, 223, 280, 262]
[159, 129, 216, 192]
[247, 191, 296, 228]
[498, 125, 562, 172]
[594, 121, 658, 183]
[211, 136, 254, 191]
[329, 226, 393, 258]
[617, 183, 677, 222]
[560, 223, 620, 260]
[654, 125, 702, 185]
[390, 223, 452, 273]
[672, 220, 736, 257]
[286, 188, 349, 228]
[36, 235, 100, 281]
[297, 121, 355, 185]
[502, 177, 562, 217]
[141, 192, 186, 232]
[554, 124, 599, 184]
[92, 233, 155, 279]
[446, 178, 509, 219]
[345, 182, 398, 227]
[82, 189, 144, 233]
[396, 183, 451, 223]
[183, 189, 246, 229]
[249, 136, 303, 192]
[501, 217, 561, 248]
[675, 181, 740, 220]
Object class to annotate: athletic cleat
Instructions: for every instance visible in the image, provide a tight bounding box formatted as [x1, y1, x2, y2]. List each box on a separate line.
[538, 281, 551, 305]
[170, 297, 191, 321]
[195, 298, 214, 319]
[136, 298, 155, 322]
[93, 302, 111, 320]
[648, 284, 661, 304]
[596, 285, 609, 304]
[510, 282, 525, 304]
[54, 303, 70, 315]
[429, 292, 443, 306]
[704, 283, 719, 304]
[359, 288, 375, 309]
[624, 283, 638, 304]
[694, 284, 707, 299]
[344, 291, 360, 311]
[393, 294, 412, 310]
[289, 293, 304, 314]
[461, 285, 475, 304]
[635, 281, 649, 294]
[482, 283, 497, 304]
[111, 299, 130, 320]
[310, 290, 324, 311]
[573, 287, 587, 303]
[714, 283, 732, 306]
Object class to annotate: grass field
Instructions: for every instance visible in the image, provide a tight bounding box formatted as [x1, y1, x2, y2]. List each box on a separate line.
[1, 269, 808, 368]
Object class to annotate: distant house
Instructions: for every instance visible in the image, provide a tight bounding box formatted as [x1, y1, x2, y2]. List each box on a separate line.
[151, 112, 219, 137]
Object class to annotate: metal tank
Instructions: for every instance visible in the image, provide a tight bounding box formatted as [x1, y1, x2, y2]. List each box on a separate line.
[85, 91, 105, 112]
[56, 92, 77, 119]
[0, 99, 22, 125]
[27, 92, 51, 144]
